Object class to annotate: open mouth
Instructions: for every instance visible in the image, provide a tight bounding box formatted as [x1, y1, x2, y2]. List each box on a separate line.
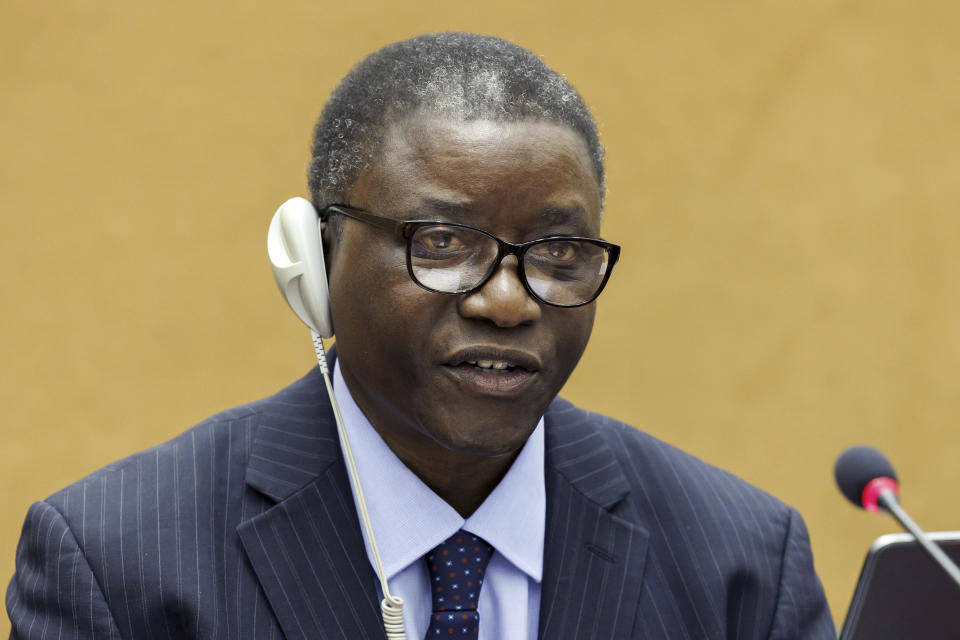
[442, 347, 541, 394]
[443, 346, 541, 372]
[465, 359, 520, 372]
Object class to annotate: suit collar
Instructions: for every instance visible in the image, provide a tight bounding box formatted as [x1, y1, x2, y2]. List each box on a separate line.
[539, 398, 650, 640]
[543, 397, 633, 510]
[244, 356, 342, 503]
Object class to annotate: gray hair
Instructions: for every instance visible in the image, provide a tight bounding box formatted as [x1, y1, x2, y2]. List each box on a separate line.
[308, 32, 604, 208]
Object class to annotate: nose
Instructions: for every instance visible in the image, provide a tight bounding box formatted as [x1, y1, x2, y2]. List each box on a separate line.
[458, 256, 542, 327]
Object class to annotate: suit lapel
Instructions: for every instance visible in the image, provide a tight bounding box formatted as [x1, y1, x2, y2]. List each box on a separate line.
[236, 359, 385, 640]
[538, 399, 650, 640]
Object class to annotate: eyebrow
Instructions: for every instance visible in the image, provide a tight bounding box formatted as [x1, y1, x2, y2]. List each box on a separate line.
[419, 198, 474, 219]
[415, 198, 594, 235]
[540, 204, 586, 226]
[420, 199, 587, 220]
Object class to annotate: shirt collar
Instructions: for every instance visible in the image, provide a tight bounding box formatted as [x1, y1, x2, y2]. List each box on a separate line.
[333, 361, 545, 583]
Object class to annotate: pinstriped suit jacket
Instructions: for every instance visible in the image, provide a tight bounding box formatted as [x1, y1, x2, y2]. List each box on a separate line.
[7, 363, 835, 639]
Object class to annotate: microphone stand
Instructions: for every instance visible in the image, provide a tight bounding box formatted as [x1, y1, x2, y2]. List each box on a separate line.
[877, 490, 960, 590]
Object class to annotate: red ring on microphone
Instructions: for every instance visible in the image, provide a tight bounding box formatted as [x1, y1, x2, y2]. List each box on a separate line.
[861, 476, 899, 513]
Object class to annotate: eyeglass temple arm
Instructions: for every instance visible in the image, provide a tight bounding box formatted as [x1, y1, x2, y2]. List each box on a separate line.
[323, 205, 405, 235]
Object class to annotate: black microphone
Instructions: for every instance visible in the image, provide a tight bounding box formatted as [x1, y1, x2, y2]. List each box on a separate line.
[835, 445, 960, 590]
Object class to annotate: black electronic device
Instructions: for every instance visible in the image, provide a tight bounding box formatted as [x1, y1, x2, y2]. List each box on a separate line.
[841, 531, 960, 640]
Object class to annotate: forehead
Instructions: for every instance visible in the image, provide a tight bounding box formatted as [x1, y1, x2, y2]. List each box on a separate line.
[351, 116, 603, 233]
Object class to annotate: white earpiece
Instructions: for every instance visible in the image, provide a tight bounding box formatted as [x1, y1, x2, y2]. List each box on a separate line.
[267, 197, 334, 338]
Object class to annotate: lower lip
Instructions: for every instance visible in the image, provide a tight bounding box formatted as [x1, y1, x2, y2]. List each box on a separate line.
[442, 364, 537, 396]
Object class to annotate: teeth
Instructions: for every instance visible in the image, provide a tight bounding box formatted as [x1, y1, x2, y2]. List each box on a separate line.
[472, 360, 511, 370]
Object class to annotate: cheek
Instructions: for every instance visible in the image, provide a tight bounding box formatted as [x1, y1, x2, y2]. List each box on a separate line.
[327, 234, 409, 335]
[327, 243, 441, 383]
[552, 307, 596, 359]
[541, 307, 596, 390]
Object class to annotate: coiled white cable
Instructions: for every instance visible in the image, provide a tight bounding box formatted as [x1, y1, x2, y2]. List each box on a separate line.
[311, 331, 407, 640]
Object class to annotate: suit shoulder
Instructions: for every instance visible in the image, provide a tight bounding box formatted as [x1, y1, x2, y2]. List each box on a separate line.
[548, 397, 793, 525]
[40, 386, 305, 519]
[41, 368, 329, 516]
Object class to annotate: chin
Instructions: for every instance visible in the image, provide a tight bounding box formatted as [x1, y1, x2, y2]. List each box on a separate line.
[432, 422, 537, 458]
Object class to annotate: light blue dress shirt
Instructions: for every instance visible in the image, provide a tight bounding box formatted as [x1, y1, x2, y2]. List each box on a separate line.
[333, 362, 545, 639]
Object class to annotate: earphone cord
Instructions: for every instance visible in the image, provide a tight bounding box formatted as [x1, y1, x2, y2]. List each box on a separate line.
[311, 331, 407, 640]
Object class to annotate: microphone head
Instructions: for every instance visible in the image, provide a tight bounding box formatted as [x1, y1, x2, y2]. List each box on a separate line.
[835, 445, 899, 510]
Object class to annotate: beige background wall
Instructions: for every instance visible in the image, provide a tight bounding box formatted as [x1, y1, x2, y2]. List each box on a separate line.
[3, 0, 959, 632]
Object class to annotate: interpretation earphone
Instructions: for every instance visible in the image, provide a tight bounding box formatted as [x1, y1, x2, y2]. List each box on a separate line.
[267, 197, 334, 338]
[267, 197, 408, 640]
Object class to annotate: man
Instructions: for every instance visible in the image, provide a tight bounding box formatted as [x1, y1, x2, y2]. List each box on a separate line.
[7, 33, 835, 639]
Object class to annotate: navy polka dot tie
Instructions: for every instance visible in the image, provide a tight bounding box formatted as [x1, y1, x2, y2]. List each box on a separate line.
[424, 530, 494, 639]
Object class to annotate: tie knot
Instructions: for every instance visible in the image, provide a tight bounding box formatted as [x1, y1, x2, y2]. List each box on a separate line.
[425, 530, 494, 613]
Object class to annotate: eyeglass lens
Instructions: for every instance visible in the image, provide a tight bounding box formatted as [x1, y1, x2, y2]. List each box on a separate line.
[409, 225, 611, 306]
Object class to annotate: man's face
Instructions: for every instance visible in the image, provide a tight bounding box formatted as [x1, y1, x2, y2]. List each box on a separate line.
[325, 116, 603, 461]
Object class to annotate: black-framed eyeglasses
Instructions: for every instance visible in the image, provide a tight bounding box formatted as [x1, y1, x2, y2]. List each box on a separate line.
[321, 205, 621, 308]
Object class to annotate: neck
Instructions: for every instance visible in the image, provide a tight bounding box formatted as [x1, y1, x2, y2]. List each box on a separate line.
[382, 435, 520, 517]
[335, 363, 532, 517]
